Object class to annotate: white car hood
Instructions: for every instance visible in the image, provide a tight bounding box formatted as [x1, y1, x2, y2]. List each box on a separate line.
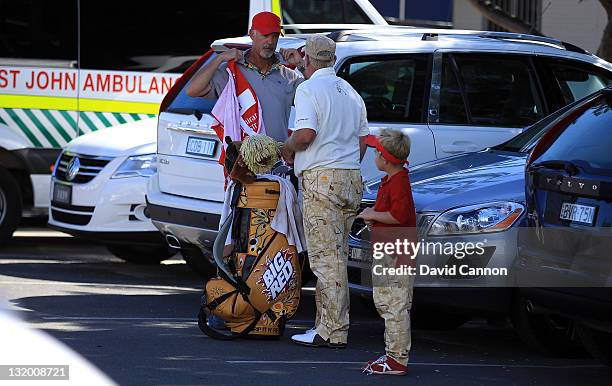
[66, 118, 157, 157]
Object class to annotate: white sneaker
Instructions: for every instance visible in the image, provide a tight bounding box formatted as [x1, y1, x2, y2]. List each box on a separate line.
[291, 329, 346, 348]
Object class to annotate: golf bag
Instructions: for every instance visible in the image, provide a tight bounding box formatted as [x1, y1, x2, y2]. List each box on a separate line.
[198, 179, 303, 339]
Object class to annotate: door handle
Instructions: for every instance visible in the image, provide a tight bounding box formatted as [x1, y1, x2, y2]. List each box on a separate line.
[440, 142, 481, 154]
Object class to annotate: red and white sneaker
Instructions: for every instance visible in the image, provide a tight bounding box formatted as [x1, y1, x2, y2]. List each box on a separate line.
[362, 355, 407, 376]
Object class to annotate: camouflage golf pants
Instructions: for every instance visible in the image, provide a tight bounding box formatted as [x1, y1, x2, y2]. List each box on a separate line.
[372, 253, 415, 365]
[301, 168, 362, 344]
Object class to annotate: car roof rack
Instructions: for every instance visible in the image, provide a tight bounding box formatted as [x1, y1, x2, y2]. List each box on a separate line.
[324, 29, 591, 55]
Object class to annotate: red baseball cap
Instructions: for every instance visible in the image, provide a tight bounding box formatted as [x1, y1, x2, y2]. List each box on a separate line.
[365, 135, 406, 165]
[251, 12, 283, 36]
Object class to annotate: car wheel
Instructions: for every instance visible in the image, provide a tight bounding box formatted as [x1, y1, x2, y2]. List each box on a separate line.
[511, 294, 587, 358]
[576, 324, 612, 366]
[106, 245, 175, 264]
[0, 168, 22, 246]
[181, 247, 217, 279]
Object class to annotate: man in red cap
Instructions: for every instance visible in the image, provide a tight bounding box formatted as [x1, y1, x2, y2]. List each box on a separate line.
[187, 11, 303, 142]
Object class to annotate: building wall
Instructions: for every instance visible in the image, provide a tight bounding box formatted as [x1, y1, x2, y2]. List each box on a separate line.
[540, 0, 606, 54]
[452, 0, 607, 55]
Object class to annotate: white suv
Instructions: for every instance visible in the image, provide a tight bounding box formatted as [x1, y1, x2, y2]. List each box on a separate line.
[147, 28, 612, 274]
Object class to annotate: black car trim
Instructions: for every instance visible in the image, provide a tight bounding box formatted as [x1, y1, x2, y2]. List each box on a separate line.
[48, 224, 166, 246]
[146, 201, 221, 230]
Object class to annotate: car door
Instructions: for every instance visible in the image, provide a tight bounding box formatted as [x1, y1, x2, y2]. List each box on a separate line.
[428, 51, 546, 159]
[337, 53, 435, 180]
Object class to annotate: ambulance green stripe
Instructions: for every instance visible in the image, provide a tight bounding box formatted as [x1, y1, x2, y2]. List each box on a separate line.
[113, 113, 127, 124]
[59, 110, 77, 133]
[79, 112, 98, 131]
[41, 110, 71, 142]
[96, 112, 112, 127]
[5, 108, 43, 147]
[130, 113, 141, 121]
[23, 109, 60, 147]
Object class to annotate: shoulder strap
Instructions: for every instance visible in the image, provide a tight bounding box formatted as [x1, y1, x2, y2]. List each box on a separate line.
[197, 306, 263, 340]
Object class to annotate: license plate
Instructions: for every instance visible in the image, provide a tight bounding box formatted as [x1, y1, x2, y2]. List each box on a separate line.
[186, 137, 217, 157]
[559, 202, 596, 225]
[53, 183, 72, 205]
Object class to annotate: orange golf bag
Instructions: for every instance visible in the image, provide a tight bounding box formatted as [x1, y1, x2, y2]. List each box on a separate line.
[198, 178, 304, 339]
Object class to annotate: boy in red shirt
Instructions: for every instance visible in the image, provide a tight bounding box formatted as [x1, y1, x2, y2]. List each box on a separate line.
[357, 129, 416, 376]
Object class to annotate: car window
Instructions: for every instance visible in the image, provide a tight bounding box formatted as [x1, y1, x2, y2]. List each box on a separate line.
[166, 54, 219, 114]
[0, 0, 77, 62]
[495, 95, 586, 153]
[539, 96, 612, 171]
[439, 56, 468, 124]
[545, 59, 612, 103]
[451, 53, 545, 127]
[281, 0, 370, 24]
[80, 1, 248, 72]
[338, 54, 430, 123]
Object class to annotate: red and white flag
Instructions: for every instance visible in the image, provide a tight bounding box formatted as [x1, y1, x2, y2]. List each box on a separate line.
[211, 60, 266, 166]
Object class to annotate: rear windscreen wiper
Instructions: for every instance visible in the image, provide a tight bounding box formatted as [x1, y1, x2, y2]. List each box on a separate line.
[165, 108, 204, 120]
[533, 160, 581, 175]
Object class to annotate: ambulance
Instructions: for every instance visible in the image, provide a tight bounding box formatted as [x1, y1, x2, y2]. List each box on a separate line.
[0, 0, 387, 246]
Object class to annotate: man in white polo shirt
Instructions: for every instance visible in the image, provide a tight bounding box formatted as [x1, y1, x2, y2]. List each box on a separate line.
[281, 35, 369, 348]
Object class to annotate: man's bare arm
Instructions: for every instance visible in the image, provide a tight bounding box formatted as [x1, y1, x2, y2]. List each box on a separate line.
[186, 49, 242, 97]
[359, 135, 367, 162]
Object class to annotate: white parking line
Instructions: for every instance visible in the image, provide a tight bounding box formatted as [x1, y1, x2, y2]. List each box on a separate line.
[42, 317, 196, 321]
[0, 281, 200, 292]
[13, 230, 71, 238]
[226, 360, 604, 369]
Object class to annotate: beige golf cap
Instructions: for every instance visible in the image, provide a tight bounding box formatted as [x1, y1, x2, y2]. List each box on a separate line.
[304, 35, 336, 61]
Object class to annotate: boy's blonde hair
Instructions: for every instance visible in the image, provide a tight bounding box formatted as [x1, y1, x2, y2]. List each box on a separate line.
[378, 128, 411, 161]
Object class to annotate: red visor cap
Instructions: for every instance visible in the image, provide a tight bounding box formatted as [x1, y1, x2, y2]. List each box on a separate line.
[251, 12, 283, 36]
[365, 135, 406, 165]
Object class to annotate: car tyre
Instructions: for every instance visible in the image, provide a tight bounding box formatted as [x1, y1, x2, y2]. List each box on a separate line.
[0, 168, 22, 246]
[106, 244, 175, 264]
[576, 324, 612, 366]
[511, 293, 587, 358]
[181, 247, 217, 279]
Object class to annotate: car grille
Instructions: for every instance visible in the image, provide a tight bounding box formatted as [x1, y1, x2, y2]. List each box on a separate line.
[54, 152, 113, 184]
[51, 209, 92, 226]
[50, 201, 95, 226]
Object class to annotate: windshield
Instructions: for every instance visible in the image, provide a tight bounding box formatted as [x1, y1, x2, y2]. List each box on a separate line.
[495, 92, 599, 153]
[539, 95, 612, 172]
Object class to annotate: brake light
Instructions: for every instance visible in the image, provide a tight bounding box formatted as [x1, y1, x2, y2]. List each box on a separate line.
[159, 49, 214, 113]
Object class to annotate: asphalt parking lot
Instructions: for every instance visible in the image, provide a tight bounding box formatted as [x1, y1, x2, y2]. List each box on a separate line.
[1, 220, 611, 386]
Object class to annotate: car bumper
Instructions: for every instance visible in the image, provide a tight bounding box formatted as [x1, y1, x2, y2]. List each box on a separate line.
[146, 172, 222, 249]
[520, 288, 612, 333]
[49, 172, 159, 243]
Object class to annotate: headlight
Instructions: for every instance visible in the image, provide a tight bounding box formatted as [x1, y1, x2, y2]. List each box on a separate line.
[428, 202, 524, 236]
[111, 154, 157, 179]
